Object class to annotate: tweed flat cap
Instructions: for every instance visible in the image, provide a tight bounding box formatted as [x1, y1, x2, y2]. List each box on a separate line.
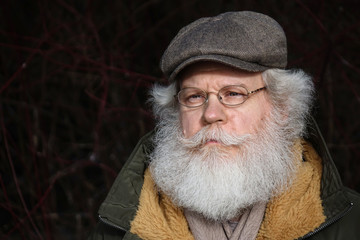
[160, 11, 287, 82]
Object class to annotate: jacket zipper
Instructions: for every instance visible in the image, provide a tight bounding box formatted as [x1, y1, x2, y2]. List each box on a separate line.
[98, 214, 128, 232]
[299, 202, 353, 239]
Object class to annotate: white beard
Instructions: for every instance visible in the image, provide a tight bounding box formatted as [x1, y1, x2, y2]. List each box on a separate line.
[149, 111, 297, 221]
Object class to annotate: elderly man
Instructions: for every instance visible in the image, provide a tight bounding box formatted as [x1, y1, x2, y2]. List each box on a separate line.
[89, 11, 360, 240]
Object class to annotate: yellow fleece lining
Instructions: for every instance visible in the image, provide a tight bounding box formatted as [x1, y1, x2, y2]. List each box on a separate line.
[130, 168, 194, 240]
[130, 140, 325, 240]
[256, 140, 325, 240]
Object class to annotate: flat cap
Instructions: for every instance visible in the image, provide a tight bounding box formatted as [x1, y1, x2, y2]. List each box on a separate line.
[160, 11, 287, 82]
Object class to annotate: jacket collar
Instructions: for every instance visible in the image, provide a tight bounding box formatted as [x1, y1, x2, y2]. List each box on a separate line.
[306, 116, 352, 220]
[98, 131, 154, 231]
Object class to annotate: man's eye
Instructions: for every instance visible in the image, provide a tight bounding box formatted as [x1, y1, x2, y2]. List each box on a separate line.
[229, 92, 242, 96]
[187, 94, 204, 101]
[225, 91, 246, 97]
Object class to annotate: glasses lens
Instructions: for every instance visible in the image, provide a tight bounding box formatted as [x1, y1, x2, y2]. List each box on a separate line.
[178, 88, 206, 107]
[219, 85, 248, 105]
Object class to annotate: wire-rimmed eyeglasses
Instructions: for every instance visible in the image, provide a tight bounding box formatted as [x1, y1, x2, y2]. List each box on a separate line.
[176, 85, 267, 108]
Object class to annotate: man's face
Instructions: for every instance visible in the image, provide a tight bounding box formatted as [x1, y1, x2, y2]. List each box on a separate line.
[151, 64, 297, 220]
[179, 63, 272, 139]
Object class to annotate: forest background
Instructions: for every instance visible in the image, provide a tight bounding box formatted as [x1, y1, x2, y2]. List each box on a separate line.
[1, 0, 359, 239]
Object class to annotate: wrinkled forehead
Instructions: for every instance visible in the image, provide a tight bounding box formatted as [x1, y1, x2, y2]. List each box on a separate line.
[177, 62, 264, 88]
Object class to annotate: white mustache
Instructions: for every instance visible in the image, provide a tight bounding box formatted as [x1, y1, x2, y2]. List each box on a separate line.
[179, 126, 250, 148]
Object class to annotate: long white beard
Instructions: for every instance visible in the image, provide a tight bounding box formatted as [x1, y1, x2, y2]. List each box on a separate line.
[149, 111, 297, 221]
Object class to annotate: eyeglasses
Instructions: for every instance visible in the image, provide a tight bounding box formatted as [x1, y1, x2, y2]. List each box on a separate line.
[176, 85, 266, 108]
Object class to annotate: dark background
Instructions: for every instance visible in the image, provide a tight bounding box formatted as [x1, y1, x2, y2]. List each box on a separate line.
[0, 0, 359, 239]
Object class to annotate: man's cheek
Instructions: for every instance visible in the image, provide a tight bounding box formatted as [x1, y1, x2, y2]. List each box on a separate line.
[180, 114, 198, 138]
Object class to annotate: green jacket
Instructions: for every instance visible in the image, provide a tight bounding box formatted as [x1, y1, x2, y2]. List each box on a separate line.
[88, 118, 360, 240]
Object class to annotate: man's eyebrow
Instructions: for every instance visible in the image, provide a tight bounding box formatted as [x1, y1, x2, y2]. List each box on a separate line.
[180, 83, 252, 91]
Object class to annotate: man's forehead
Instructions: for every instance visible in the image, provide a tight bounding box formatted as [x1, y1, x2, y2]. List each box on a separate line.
[178, 62, 263, 86]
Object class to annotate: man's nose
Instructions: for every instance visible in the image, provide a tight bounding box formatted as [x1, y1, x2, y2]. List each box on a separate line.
[202, 94, 227, 124]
